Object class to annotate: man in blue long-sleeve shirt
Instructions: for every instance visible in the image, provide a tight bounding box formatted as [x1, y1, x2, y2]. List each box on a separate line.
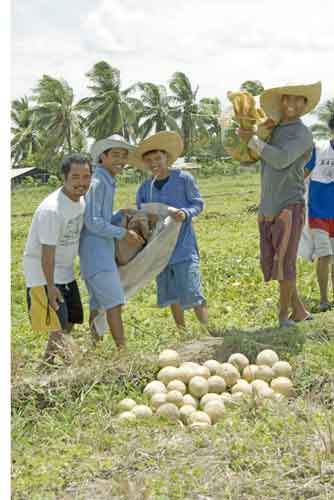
[134, 131, 208, 328]
[80, 135, 144, 348]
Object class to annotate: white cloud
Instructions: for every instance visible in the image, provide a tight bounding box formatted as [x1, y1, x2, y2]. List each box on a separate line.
[11, 0, 334, 118]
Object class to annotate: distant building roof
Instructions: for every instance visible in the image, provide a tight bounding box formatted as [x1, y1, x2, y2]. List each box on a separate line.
[11, 167, 38, 179]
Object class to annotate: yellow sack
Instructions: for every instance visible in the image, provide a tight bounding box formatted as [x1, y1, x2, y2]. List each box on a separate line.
[222, 91, 275, 163]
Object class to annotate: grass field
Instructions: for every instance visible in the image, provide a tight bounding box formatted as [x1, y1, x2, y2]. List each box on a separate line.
[11, 173, 334, 499]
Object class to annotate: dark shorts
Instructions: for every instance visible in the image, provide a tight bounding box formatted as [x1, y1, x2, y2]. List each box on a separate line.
[26, 280, 83, 332]
[258, 203, 305, 281]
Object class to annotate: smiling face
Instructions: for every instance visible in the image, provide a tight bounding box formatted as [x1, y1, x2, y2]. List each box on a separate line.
[280, 94, 308, 122]
[63, 162, 92, 201]
[100, 148, 129, 176]
[142, 150, 169, 179]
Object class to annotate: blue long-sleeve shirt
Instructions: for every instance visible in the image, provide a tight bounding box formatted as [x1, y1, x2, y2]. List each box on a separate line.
[79, 165, 126, 279]
[136, 169, 204, 264]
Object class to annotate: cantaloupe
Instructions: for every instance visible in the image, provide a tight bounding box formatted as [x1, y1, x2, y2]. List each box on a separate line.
[179, 405, 196, 424]
[118, 411, 136, 421]
[158, 349, 180, 368]
[217, 363, 240, 386]
[167, 380, 186, 394]
[132, 405, 153, 417]
[203, 401, 225, 424]
[118, 398, 137, 412]
[256, 349, 279, 367]
[200, 393, 222, 409]
[183, 394, 199, 408]
[157, 366, 180, 385]
[242, 364, 258, 382]
[143, 380, 167, 397]
[255, 365, 274, 383]
[271, 377, 293, 397]
[188, 411, 212, 426]
[188, 376, 209, 398]
[231, 380, 252, 396]
[272, 361, 292, 378]
[228, 353, 249, 372]
[166, 390, 184, 407]
[150, 393, 167, 410]
[207, 375, 226, 394]
[156, 403, 180, 420]
[203, 359, 221, 375]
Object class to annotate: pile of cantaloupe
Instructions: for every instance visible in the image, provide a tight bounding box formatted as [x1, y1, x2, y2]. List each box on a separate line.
[117, 348, 294, 429]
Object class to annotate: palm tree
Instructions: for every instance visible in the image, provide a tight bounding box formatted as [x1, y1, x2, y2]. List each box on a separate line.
[11, 97, 42, 165]
[240, 80, 264, 96]
[311, 99, 334, 140]
[169, 72, 202, 155]
[77, 61, 138, 141]
[198, 97, 222, 137]
[32, 75, 84, 154]
[131, 82, 179, 139]
[197, 97, 224, 158]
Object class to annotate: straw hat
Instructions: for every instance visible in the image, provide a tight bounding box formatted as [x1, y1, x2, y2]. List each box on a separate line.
[260, 81, 322, 121]
[131, 131, 184, 170]
[90, 134, 136, 163]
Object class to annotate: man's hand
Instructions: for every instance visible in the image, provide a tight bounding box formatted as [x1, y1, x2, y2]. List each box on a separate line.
[237, 128, 255, 143]
[47, 285, 64, 311]
[120, 208, 138, 216]
[124, 230, 145, 246]
[168, 207, 187, 222]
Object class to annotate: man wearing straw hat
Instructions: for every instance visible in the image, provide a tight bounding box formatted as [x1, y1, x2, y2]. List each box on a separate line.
[238, 82, 322, 328]
[133, 131, 208, 329]
[79, 135, 144, 348]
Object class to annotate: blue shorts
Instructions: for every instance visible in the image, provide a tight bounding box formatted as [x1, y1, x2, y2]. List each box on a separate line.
[85, 271, 125, 311]
[156, 261, 206, 310]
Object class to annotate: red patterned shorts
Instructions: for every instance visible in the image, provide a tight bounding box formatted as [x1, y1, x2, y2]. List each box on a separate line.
[258, 203, 305, 281]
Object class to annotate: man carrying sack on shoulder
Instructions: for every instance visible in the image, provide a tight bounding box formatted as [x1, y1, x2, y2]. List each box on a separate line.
[238, 81, 322, 328]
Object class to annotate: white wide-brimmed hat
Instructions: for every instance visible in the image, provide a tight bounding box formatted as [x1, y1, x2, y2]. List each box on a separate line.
[260, 81, 322, 121]
[90, 134, 136, 163]
[131, 131, 184, 170]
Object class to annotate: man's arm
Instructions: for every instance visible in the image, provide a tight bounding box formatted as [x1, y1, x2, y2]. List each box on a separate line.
[84, 177, 127, 240]
[41, 245, 63, 311]
[249, 131, 313, 170]
[304, 146, 316, 179]
[37, 209, 64, 311]
[179, 173, 204, 220]
[136, 184, 146, 209]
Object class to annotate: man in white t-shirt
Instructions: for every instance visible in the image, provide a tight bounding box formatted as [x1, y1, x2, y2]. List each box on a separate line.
[23, 154, 92, 364]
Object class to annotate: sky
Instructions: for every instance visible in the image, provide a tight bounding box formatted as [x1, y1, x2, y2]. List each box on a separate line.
[11, 0, 334, 125]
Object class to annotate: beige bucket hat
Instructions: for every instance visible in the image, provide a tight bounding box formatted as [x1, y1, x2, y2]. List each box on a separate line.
[90, 134, 136, 163]
[131, 131, 184, 170]
[260, 81, 322, 121]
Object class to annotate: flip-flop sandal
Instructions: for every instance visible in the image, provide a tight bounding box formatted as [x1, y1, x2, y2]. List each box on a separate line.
[288, 314, 313, 322]
[296, 314, 313, 322]
[279, 319, 296, 328]
[319, 303, 331, 312]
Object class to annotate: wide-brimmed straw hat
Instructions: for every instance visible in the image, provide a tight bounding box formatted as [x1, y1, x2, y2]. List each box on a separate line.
[90, 134, 136, 163]
[131, 131, 184, 170]
[260, 81, 322, 121]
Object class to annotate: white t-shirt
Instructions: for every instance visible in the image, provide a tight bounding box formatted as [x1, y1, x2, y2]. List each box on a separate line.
[23, 188, 85, 287]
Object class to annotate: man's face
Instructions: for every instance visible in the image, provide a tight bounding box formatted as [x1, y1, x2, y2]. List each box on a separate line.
[280, 94, 307, 121]
[63, 162, 92, 200]
[142, 150, 169, 178]
[101, 148, 129, 176]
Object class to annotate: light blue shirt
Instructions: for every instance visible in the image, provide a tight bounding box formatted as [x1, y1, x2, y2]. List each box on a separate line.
[79, 165, 126, 279]
[136, 169, 204, 264]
